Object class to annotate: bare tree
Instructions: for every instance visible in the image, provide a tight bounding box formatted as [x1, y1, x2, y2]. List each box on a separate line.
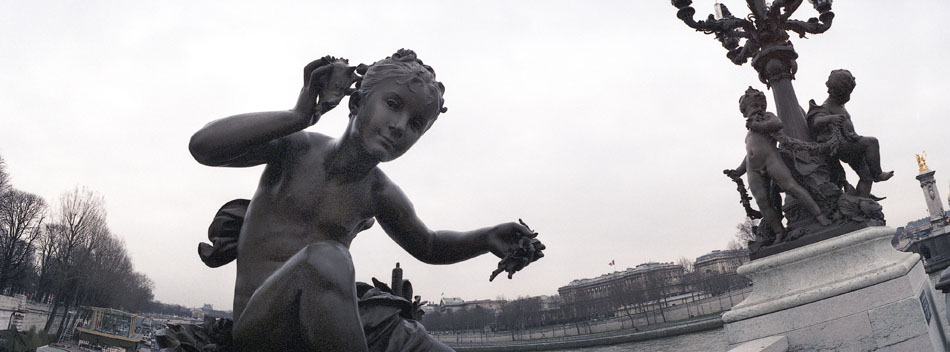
[0, 188, 47, 292]
[726, 239, 744, 251]
[34, 223, 62, 303]
[44, 187, 106, 334]
[607, 282, 637, 329]
[57, 197, 112, 337]
[82, 234, 137, 309]
[732, 218, 758, 249]
[642, 269, 668, 324]
[0, 155, 10, 194]
[677, 256, 694, 273]
[497, 297, 543, 334]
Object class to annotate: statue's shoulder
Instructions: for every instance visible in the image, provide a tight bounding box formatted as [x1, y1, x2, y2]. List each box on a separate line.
[280, 131, 334, 156]
[302, 131, 334, 146]
[368, 167, 399, 199]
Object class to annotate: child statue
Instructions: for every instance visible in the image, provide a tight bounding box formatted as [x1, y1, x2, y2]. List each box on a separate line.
[189, 49, 544, 351]
[726, 87, 831, 242]
[807, 69, 893, 198]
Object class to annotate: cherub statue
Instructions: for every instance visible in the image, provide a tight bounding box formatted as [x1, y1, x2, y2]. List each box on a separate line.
[189, 49, 545, 351]
[806, 69, 893, 198]
[726, 87, 831, 242]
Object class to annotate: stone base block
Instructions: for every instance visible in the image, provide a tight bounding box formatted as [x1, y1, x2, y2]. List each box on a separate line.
[728, 335, 788, 352]
[723, 226, 947, 351]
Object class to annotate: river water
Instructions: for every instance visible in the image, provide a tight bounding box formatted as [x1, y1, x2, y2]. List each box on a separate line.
[562, 328, 727, 352]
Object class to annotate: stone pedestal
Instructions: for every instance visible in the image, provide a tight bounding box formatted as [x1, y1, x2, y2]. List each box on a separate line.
[724, 226, 948, 351]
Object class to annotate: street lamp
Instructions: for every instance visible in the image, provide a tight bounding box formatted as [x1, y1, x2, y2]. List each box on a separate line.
[668, 0, 895, 258]
[671, 0, 834, 139]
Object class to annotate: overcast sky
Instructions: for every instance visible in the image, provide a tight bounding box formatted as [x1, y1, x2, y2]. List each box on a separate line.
[2, 1, 948, 310]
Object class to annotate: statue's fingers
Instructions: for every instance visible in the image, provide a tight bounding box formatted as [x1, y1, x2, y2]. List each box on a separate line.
[508, 263, 527, 279]
[490, 267, 505, 281]
[307, 65, 333, 91]
[533, 250, 544, 261]
[531, 239, 546, 251]
[515, 220, 538, 238]
[519, 237, 533, 250]
[518, 218, 535, 232]
[302, 58, 327, 83]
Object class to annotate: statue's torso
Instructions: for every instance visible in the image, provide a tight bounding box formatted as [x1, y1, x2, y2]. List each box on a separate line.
[233, 132, 379, 320]
[745, 130, 778, 173]
[816, 103, 857, 141]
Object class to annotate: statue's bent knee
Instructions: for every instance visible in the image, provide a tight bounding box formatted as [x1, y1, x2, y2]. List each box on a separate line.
[294, 242, 356, 291]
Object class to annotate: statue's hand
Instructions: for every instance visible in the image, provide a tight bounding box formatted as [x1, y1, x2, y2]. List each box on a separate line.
[832, 115, 846, 125]
[487, 221, 539, 258]
[724, 169, 740, 178]
[488, 220, 545, 281]
[293, 58, 358, 125]
[313, 61, 358, 116]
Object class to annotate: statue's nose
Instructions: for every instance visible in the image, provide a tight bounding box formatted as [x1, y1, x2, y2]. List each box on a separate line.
[389, 124, 404, 139]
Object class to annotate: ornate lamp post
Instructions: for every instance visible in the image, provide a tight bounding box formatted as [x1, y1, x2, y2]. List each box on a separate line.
[671, 0, 834, 141]
[671, 1, 893, 258]
[672, 6, 947, 350]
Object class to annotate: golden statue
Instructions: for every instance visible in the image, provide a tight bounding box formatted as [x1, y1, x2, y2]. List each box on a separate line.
[916, 152, 930, 173]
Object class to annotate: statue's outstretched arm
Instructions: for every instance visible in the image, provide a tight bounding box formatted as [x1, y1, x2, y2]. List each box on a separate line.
[188, 109, 307, 167]
[189, 58, 356, 167]
[373, 172, 542, 267]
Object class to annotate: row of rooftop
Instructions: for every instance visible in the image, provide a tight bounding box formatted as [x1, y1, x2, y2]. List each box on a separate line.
[437, 247, 750, 311]
[565, 249, 749, 288]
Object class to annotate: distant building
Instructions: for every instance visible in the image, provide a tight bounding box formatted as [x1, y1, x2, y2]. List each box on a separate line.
[438, 297, 504, 313]
[439, 297, 464, 312]
[694, 249, 750, 276]
[196, 303, 231, 319]
[537, 295, 562, 325]
[537, 295, 560, 311]
[460, 299, 505, 312]
[557, 262, 686, 320]
[894, 161, 950, 273]
[421, 303, 440, 315]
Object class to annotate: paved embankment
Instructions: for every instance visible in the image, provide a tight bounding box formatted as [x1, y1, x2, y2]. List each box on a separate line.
[448, 316, 723, 352]
[0, 294, 59, 332]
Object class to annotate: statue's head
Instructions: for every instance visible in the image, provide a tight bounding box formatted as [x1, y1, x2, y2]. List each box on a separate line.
[739, 86, 767, 117]
[826, 69, 856, 104]
[346, 49, 447, 162]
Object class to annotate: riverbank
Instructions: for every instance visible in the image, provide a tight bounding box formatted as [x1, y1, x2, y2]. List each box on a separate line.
[446, 316, 723, 352]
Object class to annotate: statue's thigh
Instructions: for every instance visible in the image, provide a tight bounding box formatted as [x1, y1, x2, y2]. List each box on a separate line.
[746, 172, 771, 199]
[234, 242, 364, 350]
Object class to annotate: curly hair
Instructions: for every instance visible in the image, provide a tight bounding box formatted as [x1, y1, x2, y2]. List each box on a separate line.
[350, 49, 447, 118]
[738, 86, 767, 116]
[826, 69, 856, 98]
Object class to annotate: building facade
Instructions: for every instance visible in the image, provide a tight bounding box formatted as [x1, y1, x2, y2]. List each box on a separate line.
[557, 262, 686, 320]
[439, 297, 505, 314]
[694, 249, 750, 276]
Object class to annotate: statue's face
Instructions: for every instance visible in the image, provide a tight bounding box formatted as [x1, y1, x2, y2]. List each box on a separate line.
[828, 85, 853, 104]
[351, 78, 439, 162]
[742, 99, 766, 116]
